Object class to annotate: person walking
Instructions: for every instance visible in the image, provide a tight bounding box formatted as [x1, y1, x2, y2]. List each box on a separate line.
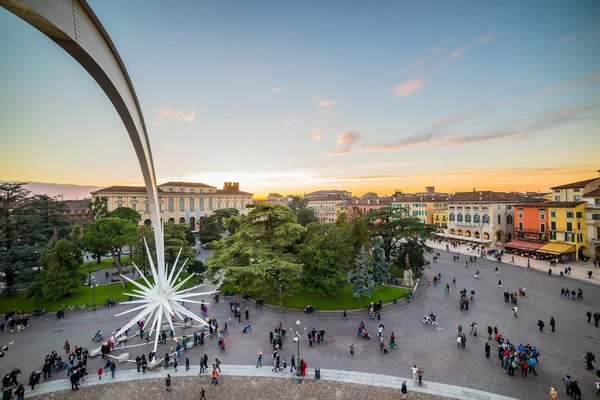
[411, 365, 418, 382]
[256, 350, 263, 367]
[165, 374, 172, 391]
[245, 308, 249, 320]
[528, 356, 538, 376]
[343, 310, 348, 321]
[485, 342, 490, 358]
[186, 357, 190, 371]
[487, 325, 493, 340]
[498, 279, 502, 289]
[537, 319, 545, 333]
[417, 365, 424, 385]
[350, 343, 355, 357]
[513, 305, 518, 318]
[564, 375, 572, 396]
[200, 387, 207, 400]
[401, 380, 408, 400]
[109, 360, 116, 378]
[70, 371, 79, 390]
[550, 317, 555, 333]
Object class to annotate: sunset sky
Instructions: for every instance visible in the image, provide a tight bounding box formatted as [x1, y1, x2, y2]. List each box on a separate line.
[1, 0, 599, 198]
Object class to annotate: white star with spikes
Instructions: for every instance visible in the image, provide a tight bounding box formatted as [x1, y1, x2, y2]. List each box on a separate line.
[111, 236, 215, 354]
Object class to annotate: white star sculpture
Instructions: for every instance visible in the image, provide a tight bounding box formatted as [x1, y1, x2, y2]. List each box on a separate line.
[111, 234, 215, 354]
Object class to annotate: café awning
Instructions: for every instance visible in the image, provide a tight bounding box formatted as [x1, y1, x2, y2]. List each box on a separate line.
[434, 232, 492, 244]
[502, 241, 545, 251]
[537, 243, 575, 255]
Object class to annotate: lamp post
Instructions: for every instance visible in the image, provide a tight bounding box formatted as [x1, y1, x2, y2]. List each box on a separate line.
[86, 254, 92, 286]
[91, 276, 97, 311]
[294, 320, 302, 384]
[527, 244, 531, 269]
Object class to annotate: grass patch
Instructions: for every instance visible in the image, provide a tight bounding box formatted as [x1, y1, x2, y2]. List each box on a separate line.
[220, 283, 408, 310]
[0, 272, 193, 313]
[84, 255, 132, 271]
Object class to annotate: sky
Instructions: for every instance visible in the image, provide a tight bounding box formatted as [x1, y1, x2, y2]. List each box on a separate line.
[1, 0, 599, 199]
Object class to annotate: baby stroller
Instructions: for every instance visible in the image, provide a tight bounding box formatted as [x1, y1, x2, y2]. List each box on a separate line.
[422, 316, 431, 325]
[369, 310, 376, 320]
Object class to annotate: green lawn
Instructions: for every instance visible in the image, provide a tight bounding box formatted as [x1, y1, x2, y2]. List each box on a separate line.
[84, 255, 132, 271]
[221, 283, 409, 310]
[0, 272, 193, 313]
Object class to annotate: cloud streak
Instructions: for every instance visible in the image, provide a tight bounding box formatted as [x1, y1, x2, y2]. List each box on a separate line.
[391, 79, 425, 99]
[157, 107, 196, 122]
[390, 34, 496, 99]
[337, 131, 362, 145]
[260, 87, 282, 99]
[331, 103, 600, 155]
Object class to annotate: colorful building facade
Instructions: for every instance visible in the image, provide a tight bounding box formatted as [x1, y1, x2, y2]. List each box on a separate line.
[547, 202, 587, 261]
[582, 188, 600, 259]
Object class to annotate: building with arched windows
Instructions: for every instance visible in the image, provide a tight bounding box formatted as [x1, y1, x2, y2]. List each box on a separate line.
[445, 191, 528, 246]
[91, 181, 253, 230]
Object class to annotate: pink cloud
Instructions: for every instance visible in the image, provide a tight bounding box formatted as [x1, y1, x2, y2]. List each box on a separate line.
[391, 79, 424, 99]
[337, 131, 362, 145]
[325, 149, 352, 156]
[317, 100, 337, 107]
[158, 108, 196, 122]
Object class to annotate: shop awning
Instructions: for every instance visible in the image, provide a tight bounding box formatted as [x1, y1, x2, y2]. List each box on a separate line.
[503, 241, 545, 251]
[434, 232, 492, 244]
[537, 243, 575, 255]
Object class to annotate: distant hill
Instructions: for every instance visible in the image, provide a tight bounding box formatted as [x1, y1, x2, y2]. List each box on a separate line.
[3, 181, 103, 200]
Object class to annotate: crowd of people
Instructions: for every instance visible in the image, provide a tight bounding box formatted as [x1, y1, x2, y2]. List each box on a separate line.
[0, 311, 29, 334]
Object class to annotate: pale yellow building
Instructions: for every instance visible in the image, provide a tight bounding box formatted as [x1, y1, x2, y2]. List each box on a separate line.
[91, 181, 253, 230]
[550, 173, 600, 202]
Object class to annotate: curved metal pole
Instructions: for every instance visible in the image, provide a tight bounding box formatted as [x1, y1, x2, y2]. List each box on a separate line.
[0, 0, 164, 268]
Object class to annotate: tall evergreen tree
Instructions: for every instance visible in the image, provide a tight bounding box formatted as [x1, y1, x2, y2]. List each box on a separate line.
[39, 239, 85, 300]
[0, 183, 69, 295]
[351, 247, 374, 301]
[371, 237, 391, 284]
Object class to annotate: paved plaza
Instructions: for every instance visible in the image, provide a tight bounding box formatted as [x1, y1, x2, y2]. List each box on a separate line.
[1, 248, 599, 399]
[32, 375, 455, 400]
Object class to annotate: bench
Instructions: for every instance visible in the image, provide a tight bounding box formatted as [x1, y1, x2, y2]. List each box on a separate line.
[110, 278, 121, 284]
[224, 290, 234, 297]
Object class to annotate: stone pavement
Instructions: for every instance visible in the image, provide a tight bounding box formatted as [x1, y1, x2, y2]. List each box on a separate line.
[26, 364, 518, 400]
[2, 247, 599, 399]
[427, 240, 600, 285]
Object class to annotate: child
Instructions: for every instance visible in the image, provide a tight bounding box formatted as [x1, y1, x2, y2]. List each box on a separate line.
[165, 374, 172, 391]
[120, 342, 125, 351]
[173, 358, 178, 372]
[282, 359, 287, 373]
[97, 367, 103, 380]
[185, 358, 190, 371]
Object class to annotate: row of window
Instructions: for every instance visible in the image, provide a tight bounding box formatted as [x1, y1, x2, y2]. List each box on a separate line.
[548, 232, 583, 242]
[449, 213, 513, 224]
[548, 221, 581, 231]
[554, 195, 581, 201]
[120, 199, 245, 212]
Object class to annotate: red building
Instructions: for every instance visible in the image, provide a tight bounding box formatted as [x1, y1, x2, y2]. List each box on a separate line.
[514, 203, 549, 243]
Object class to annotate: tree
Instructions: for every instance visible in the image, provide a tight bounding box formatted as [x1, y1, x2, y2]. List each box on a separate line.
[211, 208, 240, 233]
[366, 207, 430, 261]
[132, 225, 155, 275]
[392, 237, 433, 278]
[88, 196, 109, 221]
[0, 183, 70, 295]
[288, 196, 317, 227]
[197, 216, 221, 244]
[207, 204, 305, 299]
[371, 237, 391, 284]
[109, 207, 141, 224]
[298, 222, 352, 295]
[39, 239, 85, 300]
[351, 247, 374, 301]
[70, 225, 84, 249]
[83, 218, 138, 288]
[28, 195, 70, 240]
[350, 214, 372, 261]
[163, 222, 196, 268]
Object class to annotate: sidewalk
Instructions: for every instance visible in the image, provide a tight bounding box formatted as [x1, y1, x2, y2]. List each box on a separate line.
[427, 241, 599, 285]
[27, 364, 517, 400]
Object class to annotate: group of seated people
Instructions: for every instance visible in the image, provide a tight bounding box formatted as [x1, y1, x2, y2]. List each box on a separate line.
[303, 305, 315, 314]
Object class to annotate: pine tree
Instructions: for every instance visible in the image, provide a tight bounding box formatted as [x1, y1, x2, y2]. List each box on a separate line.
[371, 237, 391, 284]
[351, 246, 374, 301]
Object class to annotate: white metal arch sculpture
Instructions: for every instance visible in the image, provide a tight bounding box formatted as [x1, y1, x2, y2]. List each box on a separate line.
[0, 0, 214, 354]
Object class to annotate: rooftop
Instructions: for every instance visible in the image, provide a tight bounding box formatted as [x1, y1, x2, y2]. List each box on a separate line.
[392, 194, 449, 203]
[550, 177, 599, 190]
[583, 188, 600, 197]
[159, 181, 216, 188]
[514, 201, 586, 208]
[91, 186, 157, 194]
[217, 189, 253, 196]
[449, 191, 526, 203]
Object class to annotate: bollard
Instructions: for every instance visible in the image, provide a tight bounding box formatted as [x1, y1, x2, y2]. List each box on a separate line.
[315, 367, 320, 379]
[393, 298, 397, 304]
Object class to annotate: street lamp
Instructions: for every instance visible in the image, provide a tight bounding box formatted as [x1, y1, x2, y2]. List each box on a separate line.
[91, 276, 97, 311]
[526, 244, 531, 269]
[294, 320, 302, 384]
